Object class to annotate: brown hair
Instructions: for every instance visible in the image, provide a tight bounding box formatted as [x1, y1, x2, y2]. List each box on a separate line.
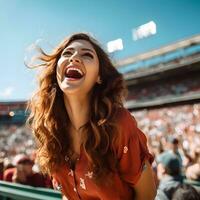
[27, 33, 127, 183]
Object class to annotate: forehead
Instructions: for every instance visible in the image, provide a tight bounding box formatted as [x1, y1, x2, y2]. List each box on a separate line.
[66, 39, 95, 51]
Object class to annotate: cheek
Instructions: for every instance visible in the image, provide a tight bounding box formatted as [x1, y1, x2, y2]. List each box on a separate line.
[56, 67, 61, 84]
[56, 66, 60, 78]
[56, 59, 65, 82]
[57, 57, 67, 73]
[88, 60, 99, 76]
[87, 65, 99, 81]
[57, 57, 63, 68]
[56, 59, 62, 74]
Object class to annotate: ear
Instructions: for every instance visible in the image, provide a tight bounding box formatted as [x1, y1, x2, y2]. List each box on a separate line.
[96, 76, 102, 84]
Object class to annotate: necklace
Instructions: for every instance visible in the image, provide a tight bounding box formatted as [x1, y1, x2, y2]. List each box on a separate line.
[65, 150, 80, 170]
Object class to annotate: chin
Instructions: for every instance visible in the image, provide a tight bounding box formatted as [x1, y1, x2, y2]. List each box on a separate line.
[63, 83, 93, 94]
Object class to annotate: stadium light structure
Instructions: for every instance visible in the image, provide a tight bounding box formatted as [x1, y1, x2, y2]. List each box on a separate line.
[132, 21, 157, 41]
[107, 38, 123, 53]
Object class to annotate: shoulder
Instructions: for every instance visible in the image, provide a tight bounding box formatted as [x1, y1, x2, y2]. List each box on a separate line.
[114, 107, 138, 138]
[4, 167, 15, 175]
[115, 106, 137, 124]
[115, 107, 135, 121]
[113, 107, 152, 159]
[112, 107, 139, 154]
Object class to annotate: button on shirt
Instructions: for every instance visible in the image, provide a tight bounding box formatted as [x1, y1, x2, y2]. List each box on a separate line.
[52, 107, 154, 200]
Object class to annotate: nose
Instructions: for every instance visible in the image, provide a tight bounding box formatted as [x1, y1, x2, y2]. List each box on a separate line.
[69, 52, 81, 63]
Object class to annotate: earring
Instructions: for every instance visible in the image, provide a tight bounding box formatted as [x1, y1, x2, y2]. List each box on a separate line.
[97, 78, 102, 84]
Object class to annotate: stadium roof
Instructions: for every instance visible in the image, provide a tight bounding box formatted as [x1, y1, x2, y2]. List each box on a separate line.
[115, 34, 200, 67]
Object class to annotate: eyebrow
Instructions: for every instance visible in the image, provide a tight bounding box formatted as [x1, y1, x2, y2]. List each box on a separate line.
[64, 47, 95, 54]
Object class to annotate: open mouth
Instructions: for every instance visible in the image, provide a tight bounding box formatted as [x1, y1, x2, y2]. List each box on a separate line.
[65, 67, 84, 80]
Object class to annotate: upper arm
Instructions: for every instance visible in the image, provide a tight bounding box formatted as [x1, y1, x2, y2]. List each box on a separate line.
[115, 109, 154, 186]
[134, 160, 157, 200]
[114, 108, 156, 199]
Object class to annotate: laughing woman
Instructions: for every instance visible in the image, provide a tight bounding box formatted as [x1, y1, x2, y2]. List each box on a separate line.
[27, 33, 156, 200]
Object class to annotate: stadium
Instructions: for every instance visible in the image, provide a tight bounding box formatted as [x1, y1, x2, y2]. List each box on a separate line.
[0, 34, 200, 199]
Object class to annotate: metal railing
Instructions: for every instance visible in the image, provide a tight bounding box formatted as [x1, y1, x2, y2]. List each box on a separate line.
[0, 181, 62, 200]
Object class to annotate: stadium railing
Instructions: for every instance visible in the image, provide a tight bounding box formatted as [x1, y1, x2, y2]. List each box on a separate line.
[0, 181, 62, 200]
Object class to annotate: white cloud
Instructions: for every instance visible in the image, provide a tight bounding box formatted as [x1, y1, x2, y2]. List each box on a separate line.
[0, 86, 14, 98]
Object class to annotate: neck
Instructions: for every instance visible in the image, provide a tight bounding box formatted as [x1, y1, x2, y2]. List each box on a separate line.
[63, 94, 90, 130]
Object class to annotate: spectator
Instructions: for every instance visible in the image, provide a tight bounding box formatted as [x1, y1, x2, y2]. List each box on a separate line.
[185, 157, 200, 195]
[186, 162, 200, 182]
[167, 136, 183, 167]
[172, 184, 200, 200]
[155, 188, 169, 200]
[3, 154, 47, 187]
[157, 151, 183, 199]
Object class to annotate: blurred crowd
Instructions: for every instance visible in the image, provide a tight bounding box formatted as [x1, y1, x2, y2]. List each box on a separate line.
[0, 103, 200, 199]
[127, 74, 200, 102]
[0, 125, 52, 188]
[133, 103, 200, 199]
[0, 125, 35, 159]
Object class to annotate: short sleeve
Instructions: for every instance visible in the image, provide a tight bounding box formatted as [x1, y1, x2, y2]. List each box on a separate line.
[114, 108, 154, 187]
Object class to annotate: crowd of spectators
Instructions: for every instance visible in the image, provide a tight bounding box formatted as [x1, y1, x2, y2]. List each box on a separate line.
[127, 74, 200, 102]
[0, 103, 200, 199]
[0, 124, 35, 159]
[0, 124, 53, 188]
[133, 103, 200, 199]
[2, 154, 52, 188]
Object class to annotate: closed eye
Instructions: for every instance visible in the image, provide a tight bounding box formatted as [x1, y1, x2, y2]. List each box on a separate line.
[82, 52, 94, 59]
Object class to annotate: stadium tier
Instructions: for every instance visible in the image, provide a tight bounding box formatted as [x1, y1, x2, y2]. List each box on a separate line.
[0, 101, 27, 125]
[114, 34, 200, 110]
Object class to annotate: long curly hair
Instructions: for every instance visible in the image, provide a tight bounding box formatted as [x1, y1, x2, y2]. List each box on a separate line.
[27, 33, 127, 183]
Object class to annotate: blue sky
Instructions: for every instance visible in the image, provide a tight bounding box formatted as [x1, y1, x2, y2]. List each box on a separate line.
[0, 0, 200, 101]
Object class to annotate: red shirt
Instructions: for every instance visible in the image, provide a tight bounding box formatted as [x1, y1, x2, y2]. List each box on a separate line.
[52, 108, 154, 200]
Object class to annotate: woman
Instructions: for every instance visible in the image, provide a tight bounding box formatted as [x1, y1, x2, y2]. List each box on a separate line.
[28, 33, 156, 200]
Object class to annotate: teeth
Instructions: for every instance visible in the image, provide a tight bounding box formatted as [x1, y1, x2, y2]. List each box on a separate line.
[66, 67, 83, 75]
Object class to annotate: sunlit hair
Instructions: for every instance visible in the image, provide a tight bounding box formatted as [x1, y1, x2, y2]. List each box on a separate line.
[27, 33, 127, 183]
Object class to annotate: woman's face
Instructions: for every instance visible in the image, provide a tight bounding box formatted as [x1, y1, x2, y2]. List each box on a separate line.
[56, 39, 100, 96]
